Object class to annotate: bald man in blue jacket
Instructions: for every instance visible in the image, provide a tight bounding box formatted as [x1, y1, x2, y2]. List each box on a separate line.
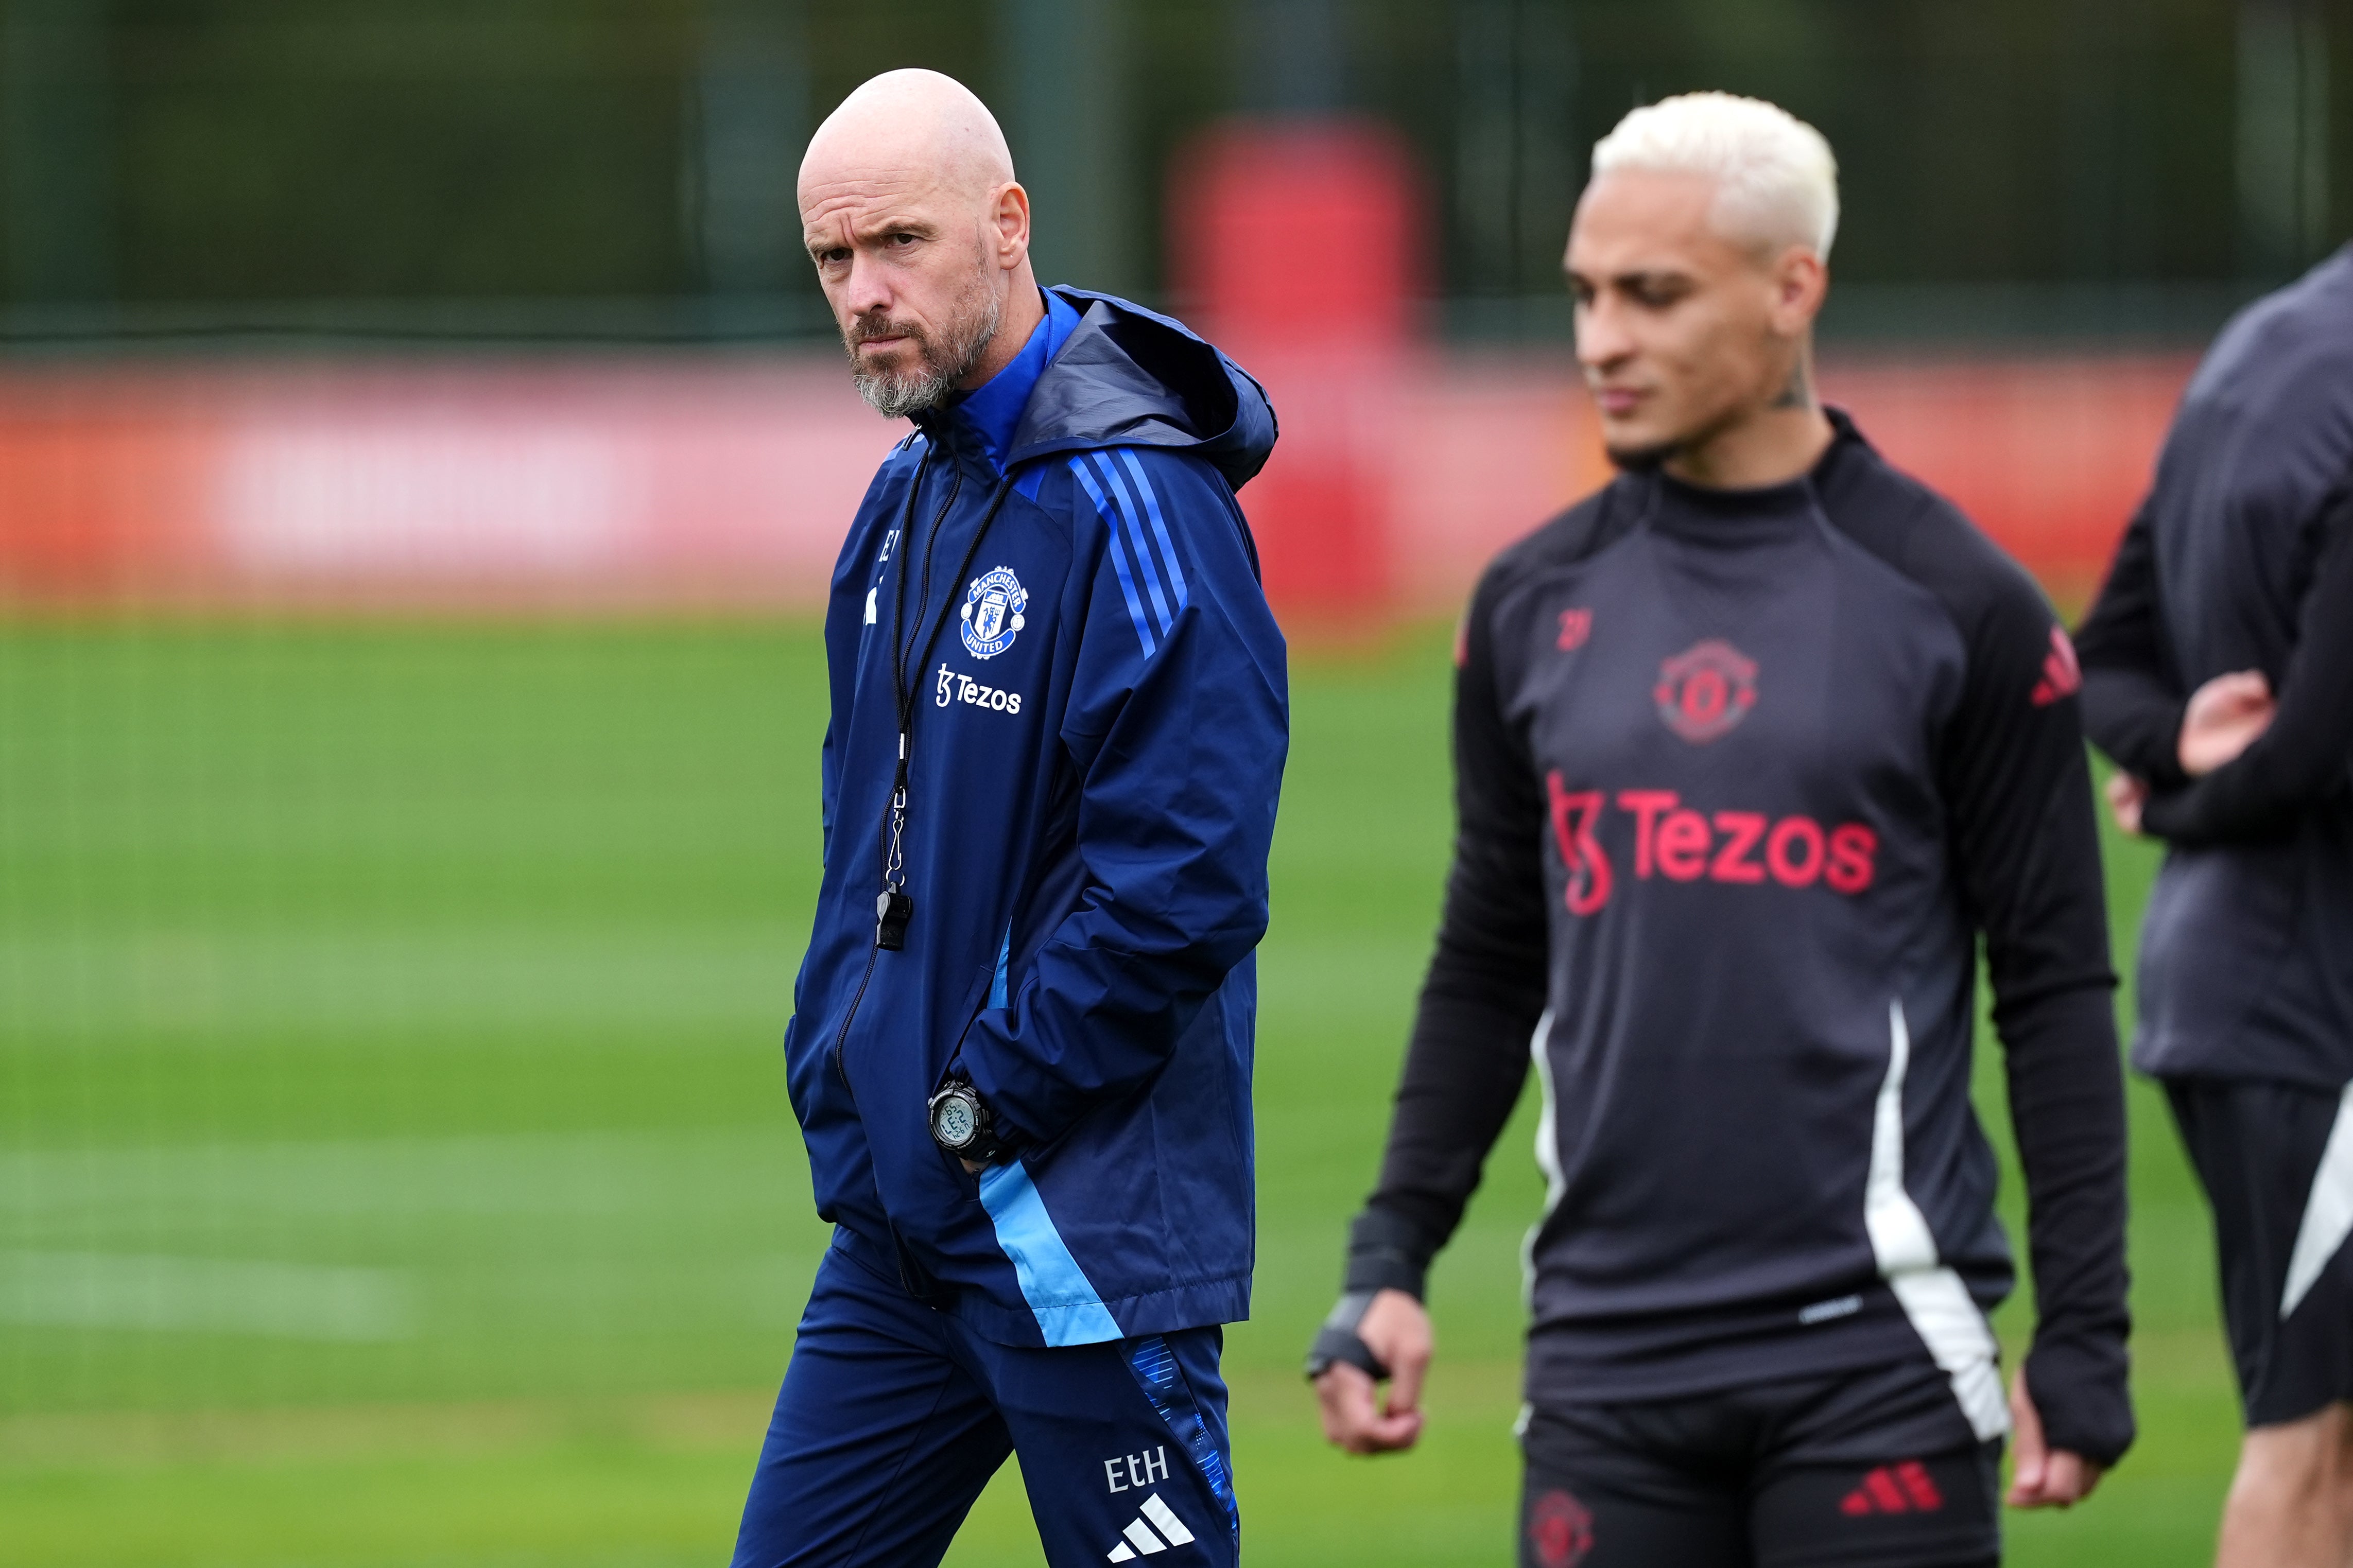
[730, 69, 1287, 1568]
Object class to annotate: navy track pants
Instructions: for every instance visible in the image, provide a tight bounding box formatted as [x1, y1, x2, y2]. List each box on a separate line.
[730, 1228, 1239, 1567]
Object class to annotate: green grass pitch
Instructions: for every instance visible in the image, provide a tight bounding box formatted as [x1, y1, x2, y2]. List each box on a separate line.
[0, 620, 2234, 1565]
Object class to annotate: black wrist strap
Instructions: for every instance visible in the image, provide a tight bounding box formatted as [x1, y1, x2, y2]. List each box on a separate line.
[1304, 1290, 1390, 1382]
[1343, 1209, 1432, 1301]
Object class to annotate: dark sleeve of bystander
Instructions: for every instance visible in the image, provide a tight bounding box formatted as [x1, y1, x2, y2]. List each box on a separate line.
[2140, 498, 2353, 845]
[2073, 504, 2190, 788]
[1340, 564, 1552, 1301]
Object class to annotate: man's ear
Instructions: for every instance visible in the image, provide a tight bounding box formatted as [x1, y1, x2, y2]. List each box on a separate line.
[993, 182, 1032, 269]
[1771, 247, 1827, 335]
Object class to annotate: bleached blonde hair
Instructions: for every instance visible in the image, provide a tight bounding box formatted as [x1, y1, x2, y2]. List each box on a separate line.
[1590, 92, 1840, 259]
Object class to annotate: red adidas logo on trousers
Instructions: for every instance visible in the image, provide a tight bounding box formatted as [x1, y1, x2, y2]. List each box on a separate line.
[1841, 1461, 1945, 1515]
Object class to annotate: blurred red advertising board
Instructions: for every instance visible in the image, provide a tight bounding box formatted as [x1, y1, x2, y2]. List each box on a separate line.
[0, 347, 2186, 619]
[1168, 120, 1424, 624]
[0, 358, 905, 611]
[1819, 354, 2195, 607]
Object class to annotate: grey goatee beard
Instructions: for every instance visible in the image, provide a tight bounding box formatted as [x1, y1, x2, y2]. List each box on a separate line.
[846, 279, 1002, 420]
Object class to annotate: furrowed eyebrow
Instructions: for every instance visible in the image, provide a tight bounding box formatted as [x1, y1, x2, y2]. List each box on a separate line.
[855, 217, 939, 243]
[802, 215, 942, 256]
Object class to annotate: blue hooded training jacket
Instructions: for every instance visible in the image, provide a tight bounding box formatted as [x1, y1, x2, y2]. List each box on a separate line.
[783, 287, 1288, 1348]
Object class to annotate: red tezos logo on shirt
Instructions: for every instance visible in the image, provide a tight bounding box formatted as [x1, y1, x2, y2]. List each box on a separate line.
[1655, 638, 1758, 742]
[1557, 608, 1593, 651]
[1545, 776, 1879, 916]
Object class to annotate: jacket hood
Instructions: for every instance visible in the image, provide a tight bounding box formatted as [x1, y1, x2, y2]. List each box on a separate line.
[1005, 287, 1277, 493]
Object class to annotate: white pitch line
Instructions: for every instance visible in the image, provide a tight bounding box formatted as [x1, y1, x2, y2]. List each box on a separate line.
[0, 1250, 417, 1341]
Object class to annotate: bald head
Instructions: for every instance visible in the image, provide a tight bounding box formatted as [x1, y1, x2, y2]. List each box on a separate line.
[800, 68, 1015, 212]
[799, 71, 1043, 419]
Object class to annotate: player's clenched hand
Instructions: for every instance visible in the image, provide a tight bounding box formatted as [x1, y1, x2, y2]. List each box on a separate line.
[2104, 771, 2147, 836]
[1314, 1288, 1431, 1455]
[2178, 669, 2275, 776]
[2004, 1367, 2104, 1509]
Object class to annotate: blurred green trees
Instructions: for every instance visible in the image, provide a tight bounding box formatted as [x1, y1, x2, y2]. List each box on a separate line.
[0, 0, 2341, 325]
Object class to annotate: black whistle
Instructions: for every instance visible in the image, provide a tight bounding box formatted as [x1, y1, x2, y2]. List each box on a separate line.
[875, 890, 913, 950]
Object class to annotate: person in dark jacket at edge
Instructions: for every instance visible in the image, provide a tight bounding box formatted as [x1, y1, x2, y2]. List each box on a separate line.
[2077, 247, 2353, 1568]
[728, 70, 1287, 1568]
[1306, 93, 2134, 1567]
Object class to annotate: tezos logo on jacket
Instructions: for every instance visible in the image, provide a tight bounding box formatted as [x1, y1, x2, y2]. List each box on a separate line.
[1655, 638, 1757, 742]
[961, 566, 1028, 659]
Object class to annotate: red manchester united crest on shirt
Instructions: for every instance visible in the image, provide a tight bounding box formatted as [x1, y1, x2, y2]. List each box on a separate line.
[1654, 638, 1758, 742]
[1529, 1488, 1596, 1568]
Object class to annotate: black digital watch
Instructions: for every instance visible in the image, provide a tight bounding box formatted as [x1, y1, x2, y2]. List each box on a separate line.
[927, 1078, 1017, 1165]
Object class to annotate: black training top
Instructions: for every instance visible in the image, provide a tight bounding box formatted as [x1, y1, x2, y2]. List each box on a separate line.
[1344, 411, 2134, 1467]
[2075, 247, 2353, 1090]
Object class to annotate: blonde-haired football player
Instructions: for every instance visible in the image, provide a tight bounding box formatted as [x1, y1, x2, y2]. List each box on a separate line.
[1308, 92, 2132, 1568]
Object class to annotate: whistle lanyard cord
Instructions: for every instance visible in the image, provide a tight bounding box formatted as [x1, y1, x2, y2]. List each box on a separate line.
[889, 442, 954, 738]
[880, 433, 1017, 903]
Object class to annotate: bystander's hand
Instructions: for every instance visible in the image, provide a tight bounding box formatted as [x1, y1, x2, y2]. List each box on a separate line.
[2005, 1368, 2104, 1509]
[1313, 1288, 1432, 1455]
[2179, 669, 2275, 776]
[2104, 771, 2147, 835]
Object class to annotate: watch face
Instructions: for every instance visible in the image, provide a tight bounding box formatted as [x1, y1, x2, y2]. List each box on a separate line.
[933, 1094, 977, 1149]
